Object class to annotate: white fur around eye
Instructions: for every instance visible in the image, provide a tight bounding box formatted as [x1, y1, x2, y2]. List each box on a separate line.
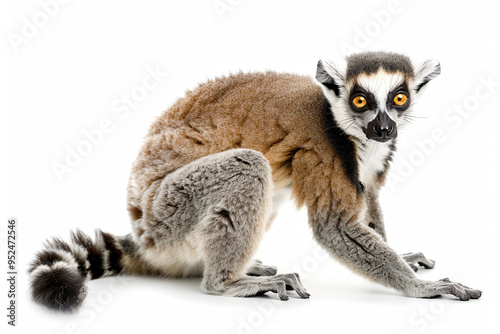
[352, 71, 406, 109]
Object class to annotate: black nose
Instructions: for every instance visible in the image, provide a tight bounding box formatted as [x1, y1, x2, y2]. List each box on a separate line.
[373, 124, 394, 137]
[364, 110, 398, 142]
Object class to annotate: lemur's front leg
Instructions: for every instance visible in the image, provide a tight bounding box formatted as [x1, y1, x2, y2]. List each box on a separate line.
[363, 187, 387, 241]
[310, 205, 481, 301]
[365, 188, 435, 272]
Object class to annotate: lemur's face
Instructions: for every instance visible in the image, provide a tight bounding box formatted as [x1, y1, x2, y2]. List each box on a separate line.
[345, 71, 410, 143]
[316, 52, 441, 143]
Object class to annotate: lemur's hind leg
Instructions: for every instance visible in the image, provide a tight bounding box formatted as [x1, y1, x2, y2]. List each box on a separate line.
[197, 149, 309, 300]
[401, 252, 435, 272]
[151, 148, 308, 300]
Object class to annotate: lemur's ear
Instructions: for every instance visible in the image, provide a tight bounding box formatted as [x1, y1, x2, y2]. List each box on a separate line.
[316, 60, 344, 97]
[413, 59, 441, 93]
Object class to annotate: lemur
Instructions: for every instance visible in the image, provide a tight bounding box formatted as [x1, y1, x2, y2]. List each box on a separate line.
[29, 51, 482, 312]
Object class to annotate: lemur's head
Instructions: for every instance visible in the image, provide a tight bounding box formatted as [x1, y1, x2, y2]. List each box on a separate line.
[316, 51, 440, 143]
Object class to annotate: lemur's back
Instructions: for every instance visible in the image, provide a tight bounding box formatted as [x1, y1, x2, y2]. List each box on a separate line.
[127, 71, 344, 224]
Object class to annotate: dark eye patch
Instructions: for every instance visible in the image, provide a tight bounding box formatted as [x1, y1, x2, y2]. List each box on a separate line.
[349, 83, 377, 112]
[387, 83, 411, 111]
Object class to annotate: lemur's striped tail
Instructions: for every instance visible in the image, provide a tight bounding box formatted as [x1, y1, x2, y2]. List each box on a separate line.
[28, 229, 144, 312]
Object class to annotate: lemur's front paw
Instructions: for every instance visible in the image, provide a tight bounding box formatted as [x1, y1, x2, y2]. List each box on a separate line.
[438, 278, 482, 299]
[401, 252, 435, 272]
[410, 278, 482, 301]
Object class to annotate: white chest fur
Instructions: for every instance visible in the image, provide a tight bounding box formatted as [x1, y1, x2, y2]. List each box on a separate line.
[355, 140, 392, 187]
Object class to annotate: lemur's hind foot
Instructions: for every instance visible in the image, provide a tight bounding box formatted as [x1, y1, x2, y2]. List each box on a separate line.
[401, 252, 435, 272]
[203, 273, 310, 301]
[246, 259, 278, 277]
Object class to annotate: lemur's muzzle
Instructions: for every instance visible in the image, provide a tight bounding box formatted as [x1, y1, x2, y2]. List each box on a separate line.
[364, 110, 397, 143]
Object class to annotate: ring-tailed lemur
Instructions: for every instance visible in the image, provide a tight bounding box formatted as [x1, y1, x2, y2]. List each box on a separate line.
[29, 51, 481, 311]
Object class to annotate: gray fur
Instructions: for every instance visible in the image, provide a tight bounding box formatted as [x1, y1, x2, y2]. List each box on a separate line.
[247, 259, 278, 276]
[309, 209, 481, 301]
[145, 149, 309, 299]
[364, 188, 388, 242]
[345, 51, 414, 80]
[401, 252, 436, 272]
[364, 191, 437, 272]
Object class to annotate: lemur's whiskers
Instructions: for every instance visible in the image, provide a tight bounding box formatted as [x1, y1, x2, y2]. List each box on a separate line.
[338, 117, 356, 126]
[344, 119, 356, 132]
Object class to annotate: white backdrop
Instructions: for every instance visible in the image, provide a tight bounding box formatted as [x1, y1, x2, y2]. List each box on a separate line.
[2, 0, 499, 333]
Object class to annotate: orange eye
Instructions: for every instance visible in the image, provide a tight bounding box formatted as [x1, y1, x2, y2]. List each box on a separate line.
[393, 93, 408, 106]
[352, 96, 367, 108]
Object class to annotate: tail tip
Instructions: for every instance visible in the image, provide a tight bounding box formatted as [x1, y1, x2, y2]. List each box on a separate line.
[30, 264, 87, 312]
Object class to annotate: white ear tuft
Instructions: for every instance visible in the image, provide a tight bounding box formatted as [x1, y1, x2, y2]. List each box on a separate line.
[413, 59, 441, 93]
[316, 59, 346, 97]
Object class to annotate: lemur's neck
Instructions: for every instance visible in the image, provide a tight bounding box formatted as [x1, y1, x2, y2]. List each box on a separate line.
[353, 138, 396, 189]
